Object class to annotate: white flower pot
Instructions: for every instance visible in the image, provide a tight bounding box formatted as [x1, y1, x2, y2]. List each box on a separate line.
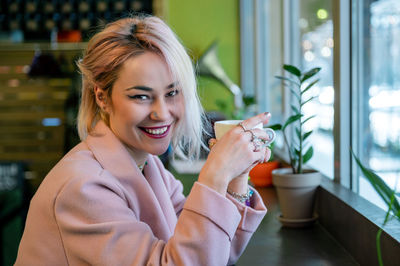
[272, 168, 321, 221]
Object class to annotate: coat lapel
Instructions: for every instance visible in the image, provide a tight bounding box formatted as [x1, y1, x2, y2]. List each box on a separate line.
[84, 121, 175, 240]
[144, 156, 178, 234]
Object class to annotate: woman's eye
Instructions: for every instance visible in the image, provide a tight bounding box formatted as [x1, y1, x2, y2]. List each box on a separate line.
[129, 95, 150, 100]
[166, 90, 179, 97]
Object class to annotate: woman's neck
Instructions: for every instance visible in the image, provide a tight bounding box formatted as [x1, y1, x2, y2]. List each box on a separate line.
[125, 145, 148, 170]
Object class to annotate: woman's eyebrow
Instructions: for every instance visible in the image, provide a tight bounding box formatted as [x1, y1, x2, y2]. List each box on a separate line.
[167, 82, 177, 89]
[126, 86, 153, 91]
[126, 82, 177, 91]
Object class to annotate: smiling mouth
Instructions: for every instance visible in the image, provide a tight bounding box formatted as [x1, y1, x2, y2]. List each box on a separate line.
[139, 125, 171, 138]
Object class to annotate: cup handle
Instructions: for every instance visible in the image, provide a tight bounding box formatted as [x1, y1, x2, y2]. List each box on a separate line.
[262, 128, 276, 146]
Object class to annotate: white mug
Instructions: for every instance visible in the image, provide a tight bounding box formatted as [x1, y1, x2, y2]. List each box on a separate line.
[214, 120, 275, 146]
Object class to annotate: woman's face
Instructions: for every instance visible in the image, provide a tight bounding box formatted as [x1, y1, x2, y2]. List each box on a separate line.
[105, 51, 184, 156]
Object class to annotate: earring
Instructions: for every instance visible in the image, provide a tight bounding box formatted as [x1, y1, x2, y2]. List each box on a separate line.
[98, 94, 107, 107]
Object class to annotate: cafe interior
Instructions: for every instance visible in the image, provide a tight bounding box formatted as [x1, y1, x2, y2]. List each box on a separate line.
[0, 0, 399, 265]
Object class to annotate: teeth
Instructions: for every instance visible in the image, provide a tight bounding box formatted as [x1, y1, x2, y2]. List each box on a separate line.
[144, 126, 168, 135]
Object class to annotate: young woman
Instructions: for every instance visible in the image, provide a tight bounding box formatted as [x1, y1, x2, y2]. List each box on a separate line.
[15, 15, 271, 265]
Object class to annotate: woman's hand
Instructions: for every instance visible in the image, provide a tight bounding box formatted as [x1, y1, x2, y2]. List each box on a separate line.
[198, 112, 272, 195]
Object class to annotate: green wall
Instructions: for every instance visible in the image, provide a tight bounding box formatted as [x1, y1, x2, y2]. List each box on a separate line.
[168, 0, 240, 116]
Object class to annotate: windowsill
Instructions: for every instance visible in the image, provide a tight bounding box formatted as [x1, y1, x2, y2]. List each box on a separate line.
[237, 186, 358, 265]
[272, 148, 400, 264]
[317, 176, 400, 265]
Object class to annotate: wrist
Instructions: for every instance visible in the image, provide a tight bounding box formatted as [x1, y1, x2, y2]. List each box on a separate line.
[198, 171, 228, 196]
[228, 174, 249, 194]
[227, 187, 254, 205]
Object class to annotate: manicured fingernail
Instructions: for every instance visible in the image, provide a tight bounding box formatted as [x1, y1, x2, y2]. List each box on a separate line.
[264, 112, 271, 118]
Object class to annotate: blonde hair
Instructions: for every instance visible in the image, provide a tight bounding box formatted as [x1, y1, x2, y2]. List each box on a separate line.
[77, 15, 206, 160]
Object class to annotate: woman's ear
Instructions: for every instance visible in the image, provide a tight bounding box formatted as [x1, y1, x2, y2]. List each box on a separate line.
[94, 86, 108, 112]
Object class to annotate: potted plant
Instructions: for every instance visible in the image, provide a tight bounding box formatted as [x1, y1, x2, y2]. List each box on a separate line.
[270, 64, 322, 226]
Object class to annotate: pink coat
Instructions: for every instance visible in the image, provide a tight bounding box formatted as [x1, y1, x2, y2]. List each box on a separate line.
[15, 121, 267, 265]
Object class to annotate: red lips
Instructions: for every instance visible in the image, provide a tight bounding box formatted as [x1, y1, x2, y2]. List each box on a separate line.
[139, 125, 171, 139]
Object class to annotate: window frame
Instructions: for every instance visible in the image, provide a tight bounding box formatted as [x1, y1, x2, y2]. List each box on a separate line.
[239, 0, 272, 113]
[240, 0, 357, 189]
[333, 0, 352, 189]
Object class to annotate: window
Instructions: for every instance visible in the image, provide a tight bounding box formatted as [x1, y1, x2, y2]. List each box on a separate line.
[239, 0, 283, 126]
[353, 0, 400, 209]
[241, 0, 400, 210]
[298, 0, 334, 179]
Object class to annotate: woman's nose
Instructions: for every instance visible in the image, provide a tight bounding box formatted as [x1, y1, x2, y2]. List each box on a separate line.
[150, 100, 170, 121]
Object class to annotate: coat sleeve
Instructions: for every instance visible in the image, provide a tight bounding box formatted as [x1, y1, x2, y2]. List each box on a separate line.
[54, 173, 244, 266]
[159, 164, 267, 265]
[226, 188, 267, 265]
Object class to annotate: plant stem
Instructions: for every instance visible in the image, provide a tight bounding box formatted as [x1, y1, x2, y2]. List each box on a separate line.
[376, 192, 396, 266]
[283, 128, 295, 173]
[376, 229, 384, 266]
[297, 80, 303, 174]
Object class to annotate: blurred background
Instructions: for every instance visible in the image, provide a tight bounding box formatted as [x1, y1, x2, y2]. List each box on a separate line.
[0, 0, 399, 265]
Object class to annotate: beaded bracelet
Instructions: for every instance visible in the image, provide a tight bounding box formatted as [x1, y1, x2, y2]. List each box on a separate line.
[227, 187, 254, 206]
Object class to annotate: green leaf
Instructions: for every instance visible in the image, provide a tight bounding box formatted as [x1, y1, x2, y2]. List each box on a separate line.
[301, 67, 321, 83]
[303, 130, 313, 141]
[290, 88, 301, 101]
[275, 76, 300, 86]
[302, 146, 314, 164]
[291, 104, 299, 114]
[301, 115, 316, 125]
[301, 79, 320, 95]
[295, 128, 301, 139]
[388, 195, 397, 220]
[294, 148, 301, 156]
[283, 64, 302, 77]
[351, 150, 400, 215]
[283, 114, 302, 131]
[243, 96, 256, 106]
[301, 96, 318, 107]
[268, 124, 282, 130]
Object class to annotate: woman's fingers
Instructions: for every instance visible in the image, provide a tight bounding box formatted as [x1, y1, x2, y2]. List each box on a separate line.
[251, 141, 271, 163]
[251, 128, 275, 145]
[204, 114, 274, 184]
[208, 138, 217, 149]
[240, 112, 271, 130]
[242, 147, 271, 173]
[263, 147, 272, 163]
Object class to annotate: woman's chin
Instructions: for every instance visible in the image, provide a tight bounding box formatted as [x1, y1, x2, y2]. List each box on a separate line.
[148, 146, 170, 156]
